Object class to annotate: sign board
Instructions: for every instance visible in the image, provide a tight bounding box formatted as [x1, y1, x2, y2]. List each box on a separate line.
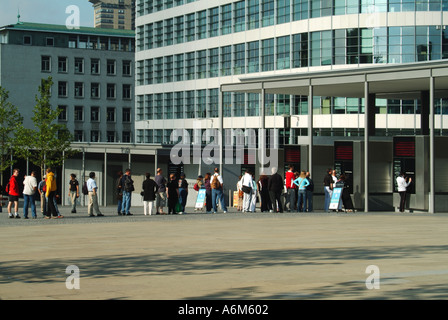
[195, 188, 206, 209]
[233, 191, 239, 207]
[329, 187, 343, 210]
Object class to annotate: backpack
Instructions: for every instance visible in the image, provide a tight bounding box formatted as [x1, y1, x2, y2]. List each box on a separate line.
[124, 175, 135, 192]
[193, 183, 199, 191]
[211, 175, 222, 189]
[82, 181, 88, 195]
[5, 182, 9, 194]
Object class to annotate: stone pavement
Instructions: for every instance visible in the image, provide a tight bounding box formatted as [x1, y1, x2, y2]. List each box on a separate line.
[1, 204, 448, 300]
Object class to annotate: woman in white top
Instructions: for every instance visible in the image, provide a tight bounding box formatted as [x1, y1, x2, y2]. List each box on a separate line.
[241, 170, 253, 213]
[396, 172, 412, 212]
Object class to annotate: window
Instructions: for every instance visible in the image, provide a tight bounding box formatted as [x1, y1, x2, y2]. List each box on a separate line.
[58, 57, 67, 73]
[197, 10, 207, 40]
[155, 20, 163, 47]
[91, 130, 100, 142]
[107, 84, 116, 99]
[91, 83, 100, 98]
[41, 56, 51, 72]
[247, 41, 260, 73]
[175, 16, 184, 44]
[262, 38, 274, 71]
[23, 35, 32, 45]
[186, 52, 195, 80]
[165, 55, 173, 83]
[209, 48, 219, 78]
[74, 82, 84, 98]
[277, 36, 290, 69]
[234, 1, 245, 33]
[175, 54, 184, 81]
[91, 106, 100, 122]
[106, 107, 115, 122]
[208, 7, 219, 37]
[91, 58, 100, 74]
[122, 60, 131, 76]
[247, 0, 260, 30]
[262, 0, 275, 27]
[197, 50, 207, 79]
[46, 37, 54, 46]
[122, 108, 131, 123]
[234, 43, 245, 75]
[58, 81, 68, 97]
[74, 130, 84, 142]
[123, 84, 132, 100]
[107, 131, 116, 143]
[221, 45, 232, 76]
[221, 4, 232, 35]
[107, 59, 116, 75]
[74, 58, 84, 73]
[122, 131, 131, 143]
[277, 0, 290, 24]
[57, 106, 67, 121]
[165, 18, 174, 46]
[74, 106, 84, 121]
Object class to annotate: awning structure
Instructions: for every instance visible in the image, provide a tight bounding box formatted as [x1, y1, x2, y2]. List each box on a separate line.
[220, 60, 448, 213]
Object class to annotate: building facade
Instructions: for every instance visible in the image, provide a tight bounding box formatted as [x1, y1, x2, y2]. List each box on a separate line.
[90, 0, 136, 30]
[135, 0, 448, 212]
[0, 22, 135, 144]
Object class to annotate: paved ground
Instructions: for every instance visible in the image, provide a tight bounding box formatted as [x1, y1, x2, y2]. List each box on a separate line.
[1, 204, 448, 300]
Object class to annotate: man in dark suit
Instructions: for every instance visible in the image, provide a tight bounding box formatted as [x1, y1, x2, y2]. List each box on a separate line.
[268, 167, 283, 213]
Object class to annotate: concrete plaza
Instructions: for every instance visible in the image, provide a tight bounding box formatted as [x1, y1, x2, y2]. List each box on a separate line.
[1, 205, 448, 300]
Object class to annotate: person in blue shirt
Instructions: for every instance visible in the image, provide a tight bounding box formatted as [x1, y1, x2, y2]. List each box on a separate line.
[293, 171, 310, 212]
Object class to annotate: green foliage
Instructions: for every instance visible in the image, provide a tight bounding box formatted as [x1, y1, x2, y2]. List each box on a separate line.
[14, 77, 77, 176]
[0, 86, 24, 181]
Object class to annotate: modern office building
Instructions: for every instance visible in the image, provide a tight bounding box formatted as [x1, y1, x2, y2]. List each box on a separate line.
[90, 0, 136, 30]
[135, 0, 448, 212]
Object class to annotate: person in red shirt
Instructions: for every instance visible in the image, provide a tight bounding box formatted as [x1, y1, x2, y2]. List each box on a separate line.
[285, 164, 296, 212]
[7, 168, 20, 219]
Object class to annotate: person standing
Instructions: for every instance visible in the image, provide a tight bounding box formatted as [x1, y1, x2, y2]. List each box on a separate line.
[38, 176, 46, 217]
[45, 168, 58, 219]
[268, 167, 283, 213]
[304, 172, 314, 212]
[337, 174, 355, 212]
[167, 173, 179, 214]
[7, 168, 21, 219]
[397, 172, 412, 212]
[285, 165, 296, 212]
[236, 175, 244, 212]
[258, 174, 271, 212]
[210, 167, 227, 213]
[323, 168, 333, 213]
[142, 172, 158, 216]
[121, 169, 134, 216]
[293, 171, 310, 212]
[23, 171, 38, 219]
[155, 168, 167, 215]
[250, 173, 258, 213]
[68, 173, 79, 213]
[116, 171, 123, 215]
[87, 172, 104, 217]
[241, 170, 254, 213]
[204, 172, 212, 213]
[178, 173, 189, 214]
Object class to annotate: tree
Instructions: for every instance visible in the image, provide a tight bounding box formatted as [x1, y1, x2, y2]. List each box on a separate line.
[0, 86, 24, 184]
[15, 77, 77, 177]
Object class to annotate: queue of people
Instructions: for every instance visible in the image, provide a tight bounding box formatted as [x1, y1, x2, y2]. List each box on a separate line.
[1, 165, 415, 219]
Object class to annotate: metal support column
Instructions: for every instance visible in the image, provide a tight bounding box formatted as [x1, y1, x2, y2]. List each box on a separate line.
[104, 150, 107, 207]
[308, 84, 313, 176]
[364, 79, 369, 212]
[219, 88, 224, 174]
[429, 74, 435, 213]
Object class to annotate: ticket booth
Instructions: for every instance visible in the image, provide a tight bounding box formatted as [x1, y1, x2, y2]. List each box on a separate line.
[393, 136, 429, 211]
[393, 137, 416, 194]
[334, 141, 354, 194]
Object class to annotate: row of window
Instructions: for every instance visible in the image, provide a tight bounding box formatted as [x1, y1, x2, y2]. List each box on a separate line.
[41, 56, 132, 76]
[58, 105, 132, 123]
[137, 91, 448, 121]
[136, 0, 197, 16]
[136, 26, 448, 85]
[67, 35, 134, 51]
[136, 126, 448, 145]
[136, 0, 448, 51]
[73, 130, 132, 143]
[56, 81, 132, 100]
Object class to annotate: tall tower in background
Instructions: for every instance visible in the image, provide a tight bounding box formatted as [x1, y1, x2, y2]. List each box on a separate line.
[89, 0, 135, 30]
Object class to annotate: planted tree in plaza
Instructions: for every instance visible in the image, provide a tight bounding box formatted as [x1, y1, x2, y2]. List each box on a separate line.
[0, 86, 24, 184]
[15, 77, 77, 177]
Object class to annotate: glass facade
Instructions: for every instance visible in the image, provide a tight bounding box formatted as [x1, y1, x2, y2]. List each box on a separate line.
[136, 0, 448, 143]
